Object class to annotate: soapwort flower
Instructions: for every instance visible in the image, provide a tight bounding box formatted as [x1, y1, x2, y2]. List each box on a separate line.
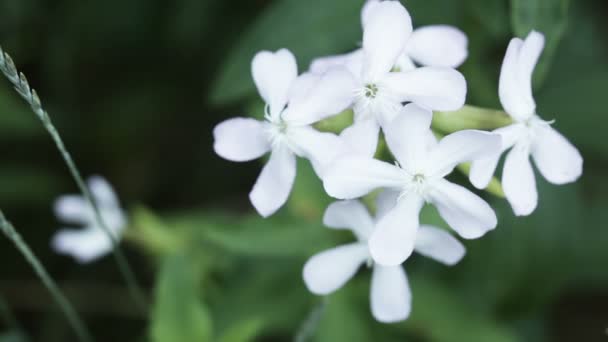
[309, 1, 467, 157]
[213, 49, 356, 217]
[469, 31, 583, 216]
[323, 104, 500, 266]
[303, 198, 465, 322]
[52, 176, 126, 264]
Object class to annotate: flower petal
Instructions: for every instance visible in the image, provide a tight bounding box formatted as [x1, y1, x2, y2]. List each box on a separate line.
[427, 130, 501, 178]
[308, 49, 364, 77]
[382, 67, 467, 111]
[289, 126, 347, 177]
[88, 176, 119, 208]
[340, 119, 380, 158]
[370, 265, 411, 323]
[374, 189, 400, 221]
[383, 103, 433, 168]
[469, 124, 524, 188]
[429, 179, 497, 239]
[531, 125, 583, 185]
[368, 194, 424, 266]
[252, 49, 298, 117]
[362, 1, 412, 81]
[503, 144, 537, 216]
[284, 67, 356, 125]
[323, 200, 374, 241]
[51, 228, 113, 263]
[414, 225, 465, 265]
[302, 242, 368, 295]
[406, 25, 468, 68]
[249, 146, 297, 217]
[323, 156, 406, 199]
[213, 118, 270, 162]
[499, 32, 544, 121]
[54, 195, 92, 224]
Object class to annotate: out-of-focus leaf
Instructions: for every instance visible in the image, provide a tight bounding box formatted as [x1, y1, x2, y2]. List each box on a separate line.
[287, 162, 332, 221]
[210, 0, 364, 104]
[401, 276, 518, 342]
[0, 331, 27, 342]
[0, 167, 62, 204]
[511, 0, 569, 87]
[150, 254, 213, 342]
[465, 0, 510, 38]
[217, 318, 264, 342]
[127, 207, 186, 256]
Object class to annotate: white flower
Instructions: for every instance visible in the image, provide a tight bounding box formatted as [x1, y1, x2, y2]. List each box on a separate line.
[308, 0, 467, 156]
[303, 198, 465, 323]
[312, 0, 469, 74]
[213, 49, 356, 217]
[51, 176, 126, 264]
[469, 31, 583, 216]
[323, 104, 500, 266]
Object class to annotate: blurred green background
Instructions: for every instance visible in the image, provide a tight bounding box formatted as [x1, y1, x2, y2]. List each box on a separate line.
[0, 0, 607, 341]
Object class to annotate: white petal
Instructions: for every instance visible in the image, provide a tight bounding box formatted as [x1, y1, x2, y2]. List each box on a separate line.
[499, 32, 544, 121]
[406, 25, 468, 68]
[362, 1, 412, 81]
[503, 144, 537, 216]
[374, 189, 400, 221]
[54, 195, 91, 224]
[51, 228, 113, 263]
[370, 265, 411, 323]
[252, 49, 298, 117]
[340, 119, 380, 158]
[468, 124, 524, 188]
[287, 72, 321, 106]
[323, 156, 406, 199]
[414, 225, 465, 265]
[213, 118, 270, 162]
[308, 50, 364, 77]
[88, 176, 119, 208]
[368, 194, 424, 266]
[427, 130, 501, 178]
[302, 243, 368, 295]
[323, 200, 374, 241]
[531, 125, 583, 185]
[284, 67, 356, 125]
[394, 53, 417, 72]
[360, 0, 380, 28]
[289, 126, 347, 177]
[382, 67, 467, 111]
[249, 146, 297, 217]
[429, 179, 497, 239]
[383, 103, 433, 168]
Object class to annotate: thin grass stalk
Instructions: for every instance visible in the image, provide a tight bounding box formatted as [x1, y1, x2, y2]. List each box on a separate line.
[0, 211, 93, 342]
[0, 46, 148, 313]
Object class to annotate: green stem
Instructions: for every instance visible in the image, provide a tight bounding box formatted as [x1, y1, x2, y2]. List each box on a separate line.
[0, 211, 93, 342]
[293, 298, 327, 342]
[433, 105, 513, 134]
[0, 46, 148, 314]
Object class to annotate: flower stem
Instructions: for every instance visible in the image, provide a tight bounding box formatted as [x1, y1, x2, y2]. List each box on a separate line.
[0, 211, 93, 342]
[0, 46, 148, 314]
[293, 298, 327, 342]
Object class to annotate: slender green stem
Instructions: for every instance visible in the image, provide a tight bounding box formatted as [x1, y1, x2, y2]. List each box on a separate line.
[293, 298, 327, 342]
[0, 211, 93, 342]
[0, 46, 148, 314]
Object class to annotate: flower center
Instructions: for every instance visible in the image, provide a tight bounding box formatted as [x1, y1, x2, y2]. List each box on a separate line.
[364, 83, 378, 98]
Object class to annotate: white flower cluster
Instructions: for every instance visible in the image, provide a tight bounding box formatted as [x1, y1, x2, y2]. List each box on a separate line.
[211, 0, 582, 323]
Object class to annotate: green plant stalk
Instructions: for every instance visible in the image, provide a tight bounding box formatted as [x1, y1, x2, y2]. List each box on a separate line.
[433, 105, 513, 134]
[0, 46, 148, 313]
[293, 299, 327, 342]
[0, 211, 93, 342]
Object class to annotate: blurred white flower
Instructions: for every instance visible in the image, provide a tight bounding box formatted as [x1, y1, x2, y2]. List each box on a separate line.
[323, 104, 499, 266]
[213, 49, 356, 217]
[469, 31, 583, 216]
[303, 198, 465, 323]
[308, 1, 467, 156]
[52, 176, 126, 264]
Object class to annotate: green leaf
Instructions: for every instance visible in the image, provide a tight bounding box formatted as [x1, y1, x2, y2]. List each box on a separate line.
[210, 0, 364, 104]
[510, 0, 569, 87]
[150, 254, 213, 342]
[216, 318, 264, 342]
